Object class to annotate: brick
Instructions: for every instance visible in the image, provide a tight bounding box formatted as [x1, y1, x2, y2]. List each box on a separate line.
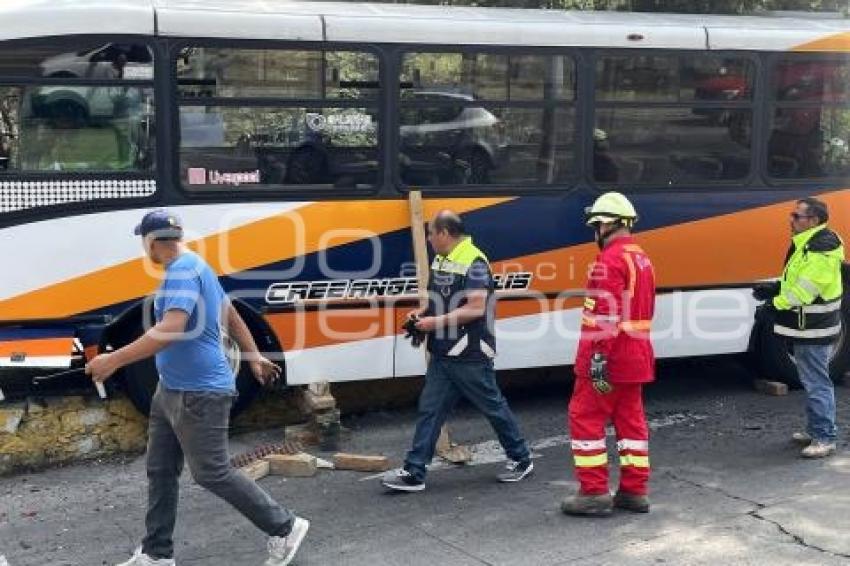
[241, 459, 270, 481]
[285, 424, 321, 446]
[754, 379, 788, 396]
[265, 453, 317, 477]
[303, 391, 336, 412]
[308, 381, 330, 396]
[333, 453, 391, 473]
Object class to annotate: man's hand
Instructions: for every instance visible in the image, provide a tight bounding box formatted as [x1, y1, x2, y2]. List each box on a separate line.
[250, 355, 282, 386]
[406, 308, 426, 321]
[85, 353, 121, 383]
[414, 316, 438, 332]
[590, 352, 613, 394]
[752, 281, 780, 302]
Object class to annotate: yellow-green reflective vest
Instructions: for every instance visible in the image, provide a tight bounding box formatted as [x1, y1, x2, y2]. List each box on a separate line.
[773, 224, 845, 343]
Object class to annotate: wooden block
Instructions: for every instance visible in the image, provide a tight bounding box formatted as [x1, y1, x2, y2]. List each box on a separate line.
[754, 379, 788, 396]
[265, 453, 318, 477]
[436, 425, 472, 464]
[240, 459, 270, 481]
[333, 453, 391, 472]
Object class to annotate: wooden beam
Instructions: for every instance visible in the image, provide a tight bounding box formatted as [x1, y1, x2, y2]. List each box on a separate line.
[407, 190, 471, 465]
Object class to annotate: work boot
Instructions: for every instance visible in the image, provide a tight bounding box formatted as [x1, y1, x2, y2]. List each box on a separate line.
[791, 432, 813, 446]
[613, 491, 650, 513]
[801, 441, 836, 459]
[560, 492, 613, 517]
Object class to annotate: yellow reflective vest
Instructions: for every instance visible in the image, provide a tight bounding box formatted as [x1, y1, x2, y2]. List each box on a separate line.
[772, 224, 845, 343]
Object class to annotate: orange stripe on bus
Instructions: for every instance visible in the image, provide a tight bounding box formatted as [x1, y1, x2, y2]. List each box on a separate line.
[264, 190, 850, 352]
[794, 32, 850, 52]
[0, 197, 512, 320]
[0, 337, 73, 357]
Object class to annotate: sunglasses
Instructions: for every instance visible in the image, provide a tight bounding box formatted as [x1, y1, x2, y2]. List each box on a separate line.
[790, 212, 815, 221]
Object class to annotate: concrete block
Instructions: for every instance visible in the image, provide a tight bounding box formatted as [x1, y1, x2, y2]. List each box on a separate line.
[241, 459, 270, 481]
[754, 380, 788, 396]
[333, 453, 391, 472]
[265, 453, 317, 477]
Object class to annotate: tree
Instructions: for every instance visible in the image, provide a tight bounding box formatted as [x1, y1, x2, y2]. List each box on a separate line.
[371, 0, 850, 14]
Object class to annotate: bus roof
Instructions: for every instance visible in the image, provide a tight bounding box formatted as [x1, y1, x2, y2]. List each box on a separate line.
[1, 0, 848, 52]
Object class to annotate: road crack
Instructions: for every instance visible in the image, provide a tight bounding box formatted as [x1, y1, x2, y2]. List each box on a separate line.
[666, 470, 850, 560]
[415, 525, 496, 565]
[747, 509, 850, 560]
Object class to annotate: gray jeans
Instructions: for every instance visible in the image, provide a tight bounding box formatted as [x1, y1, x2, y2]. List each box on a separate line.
[142, 386, 294, 559]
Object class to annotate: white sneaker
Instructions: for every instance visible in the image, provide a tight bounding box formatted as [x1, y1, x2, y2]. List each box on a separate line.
[116, 547, 175, 566]
[801, 441, 837, 459]
[265, 517, 310, 566]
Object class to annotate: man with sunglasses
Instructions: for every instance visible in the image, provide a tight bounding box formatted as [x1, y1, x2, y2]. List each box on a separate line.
[753, 197, 844, 459]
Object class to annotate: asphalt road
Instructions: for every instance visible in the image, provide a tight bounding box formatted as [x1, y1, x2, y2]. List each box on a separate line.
[1, 356, 849, 566]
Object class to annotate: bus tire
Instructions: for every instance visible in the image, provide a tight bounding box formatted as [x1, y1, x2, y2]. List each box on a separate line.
[751, 301, 850, 388]
[102, 300, 284, 418]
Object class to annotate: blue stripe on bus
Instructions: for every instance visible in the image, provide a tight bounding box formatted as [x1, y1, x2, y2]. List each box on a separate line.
[220, 186, 824, 290]
[0, 327, 75, 341]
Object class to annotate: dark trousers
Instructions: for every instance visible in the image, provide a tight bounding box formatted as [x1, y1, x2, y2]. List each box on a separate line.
[142, 386, 294, 559]
[404, 357, 531, 481]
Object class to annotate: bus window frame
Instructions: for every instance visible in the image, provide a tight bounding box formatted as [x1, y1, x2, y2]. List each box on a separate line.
[764, 51, 850, 186]
[589, 48, 763, 193]
[168, 38, 387, 200]
[392, 44, 582, 196]
[0, 34, 162, 225]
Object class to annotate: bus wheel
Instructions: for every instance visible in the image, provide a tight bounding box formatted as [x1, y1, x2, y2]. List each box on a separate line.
[752, 301, 850, 388]
[103, 300, 282, 418]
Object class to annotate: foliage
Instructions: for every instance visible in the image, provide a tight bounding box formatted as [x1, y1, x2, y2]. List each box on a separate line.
[362, 0, 850, 15]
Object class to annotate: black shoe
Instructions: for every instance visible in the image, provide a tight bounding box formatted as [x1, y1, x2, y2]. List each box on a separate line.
[381, 468, 425, 492]
[613, 491, 650, 513]
[497, 460, 534, 483]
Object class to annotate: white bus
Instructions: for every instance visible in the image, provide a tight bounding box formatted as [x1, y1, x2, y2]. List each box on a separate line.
[1, 0, 848, 414]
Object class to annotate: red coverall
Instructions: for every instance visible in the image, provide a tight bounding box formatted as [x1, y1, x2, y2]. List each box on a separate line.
[570, 235, 656, 496]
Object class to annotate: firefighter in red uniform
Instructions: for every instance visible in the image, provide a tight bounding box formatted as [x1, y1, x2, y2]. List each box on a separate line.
[561, 192, 656, 517]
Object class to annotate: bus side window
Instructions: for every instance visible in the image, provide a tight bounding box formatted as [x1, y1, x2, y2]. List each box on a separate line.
[594, 53, 754, 187]
[768, 56, 850, 180]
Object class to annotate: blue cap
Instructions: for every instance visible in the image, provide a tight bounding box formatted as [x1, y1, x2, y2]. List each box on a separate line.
[133, 209, 183, 239]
